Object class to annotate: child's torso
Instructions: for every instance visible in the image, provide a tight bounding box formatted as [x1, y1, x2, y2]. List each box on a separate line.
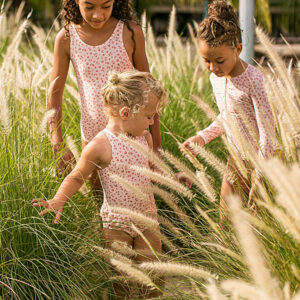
[98, 129, 156, 216]
[210, 65, 261, 154]
[69, 21, 133, 142]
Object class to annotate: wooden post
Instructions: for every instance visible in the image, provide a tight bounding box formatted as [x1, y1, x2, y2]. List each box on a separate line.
[239, 0, 255, 64]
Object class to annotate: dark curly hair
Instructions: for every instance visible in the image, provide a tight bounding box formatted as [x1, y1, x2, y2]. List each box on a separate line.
[61, 0, 139, 55]
[198, 0, 242, 47]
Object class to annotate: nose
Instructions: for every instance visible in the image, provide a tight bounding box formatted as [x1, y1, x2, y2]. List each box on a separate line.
[92, 9, 104, 20]
[209, 62, 219, 73]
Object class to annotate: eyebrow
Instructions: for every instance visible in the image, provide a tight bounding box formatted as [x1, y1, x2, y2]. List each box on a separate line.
[84, 0, 112, 4]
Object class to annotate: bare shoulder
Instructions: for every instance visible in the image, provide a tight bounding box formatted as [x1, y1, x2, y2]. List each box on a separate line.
[124, 21, 144, 40]
[143, 131, 153, 149]
[83, 132, 112, 168]
[55, 28, 70, 56]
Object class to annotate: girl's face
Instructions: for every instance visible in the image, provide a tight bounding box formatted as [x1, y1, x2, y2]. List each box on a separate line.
[199, 40, 242, 78]
[76, 0, 114, 29]
[122, 93, 159, 137]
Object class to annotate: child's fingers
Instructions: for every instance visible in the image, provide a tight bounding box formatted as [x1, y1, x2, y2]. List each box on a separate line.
[54, 211, 62, 224]
[32, 198, 48, 208]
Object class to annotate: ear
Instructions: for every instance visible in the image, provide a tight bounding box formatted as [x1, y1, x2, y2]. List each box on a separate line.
[119, 107, 131, 120]
[236, 43, 242, 55]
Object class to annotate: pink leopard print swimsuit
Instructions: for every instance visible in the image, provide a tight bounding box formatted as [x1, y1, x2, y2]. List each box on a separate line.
[198, 64, 279, 159]
[98, 129, 158, 238]
[69, 21, 133, 142]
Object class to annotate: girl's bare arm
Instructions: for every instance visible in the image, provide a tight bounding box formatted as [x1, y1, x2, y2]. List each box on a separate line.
[48, 29, 70, 148]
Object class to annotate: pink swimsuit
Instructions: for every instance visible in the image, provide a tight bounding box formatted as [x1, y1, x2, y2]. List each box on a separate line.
[69, 21, 133, 142]
[199, 65, 279, 159]
[98, 129, 158, 238]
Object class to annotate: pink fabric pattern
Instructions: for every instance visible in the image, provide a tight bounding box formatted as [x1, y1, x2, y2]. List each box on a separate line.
[98, 129, 158, 237]
[69, 21, 133, 142]
[199, 64, 278, 159]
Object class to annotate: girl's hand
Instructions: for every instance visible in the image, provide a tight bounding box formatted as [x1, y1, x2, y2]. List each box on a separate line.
[180, 135, 205, 156]
[52, 143, 76, 175]
[175, 172, 192, 189]
[32, 198, 66, 224]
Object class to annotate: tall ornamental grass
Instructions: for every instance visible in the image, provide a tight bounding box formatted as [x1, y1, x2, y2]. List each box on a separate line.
[0, 4, 299, 299]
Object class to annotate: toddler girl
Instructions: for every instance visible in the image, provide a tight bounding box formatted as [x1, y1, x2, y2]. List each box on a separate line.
[33, 70, 168, 298]
[181, 0, 279, 227]
[48, 0, 161, 183]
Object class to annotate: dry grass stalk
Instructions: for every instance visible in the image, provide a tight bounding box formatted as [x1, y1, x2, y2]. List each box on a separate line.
[110, 259, 156, 288]
[189, 142, 226, 177]
[131, 165, 194, 200]
[140, 261, 217, 280]
[228, 195, 283, 299]
[92, 246, 132, 265]
[110, 206, 159, 231]
[118, 134, 173, 176]
[221, 280, 270, 300]
[207, 280, 228, 300]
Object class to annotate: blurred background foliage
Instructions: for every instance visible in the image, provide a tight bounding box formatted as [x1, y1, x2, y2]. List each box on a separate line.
[1, 0, 300, 38]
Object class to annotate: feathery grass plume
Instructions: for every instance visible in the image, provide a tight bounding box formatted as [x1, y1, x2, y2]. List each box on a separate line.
[140, 262, 217, 280]
[0, 82, 11, 134]
[111, 241, 137, 258]
[160, 148, 217, 201]
[110, 174, 152, 204]
[166, 6, 176, 77]
[145, 185, 201, 238]
[39, 108, 56, 135]
[32, 32, 54, 65]
[258, 158, 300, 223]
[110, 206, 159, 231]
[110, 259, 156, 288]
[228, 195, 283, 299]
[195, 171, 217, 202]
[191, 94, 218, 121]
[118, 134, 173, 176]
[131, 166, 194, 200]
[256, 27, 299, 103]
[188, 142, 226, 177]
[207, 280, 228, 300]
[0, 18, 29, 73]
[221, 280, 270, 300]
[258, 201, 300, 242]
[92, 245, 132, 265]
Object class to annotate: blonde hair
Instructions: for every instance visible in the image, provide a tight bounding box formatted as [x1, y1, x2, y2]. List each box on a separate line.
[102, 70, 169, 117]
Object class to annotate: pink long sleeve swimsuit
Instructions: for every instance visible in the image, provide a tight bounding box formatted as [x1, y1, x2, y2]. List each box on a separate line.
[98, 129, 158, 238]
[69, 21, 133, 142]
[199, 65, 278, 160]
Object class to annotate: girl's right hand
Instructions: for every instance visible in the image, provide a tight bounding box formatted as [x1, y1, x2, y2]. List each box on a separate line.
[32, 198, 66, 224]
[52, 143, 76, 175]
[180, 135, 205, 156]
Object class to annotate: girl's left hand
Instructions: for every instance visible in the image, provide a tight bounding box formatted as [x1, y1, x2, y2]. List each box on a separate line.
[32, 198, 65, 224]
[175, 172, 192, 189]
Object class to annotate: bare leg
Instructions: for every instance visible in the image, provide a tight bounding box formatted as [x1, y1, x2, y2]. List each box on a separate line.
[220, 157, 251, 229]
[134, 228, 163, 299]
[82, 139, 103, 204]
[102, 228, 134, 299]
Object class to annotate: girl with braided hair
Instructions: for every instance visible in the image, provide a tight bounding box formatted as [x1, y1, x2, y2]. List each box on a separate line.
[48, 0, 161, 197]
[181, 0, 279, 228]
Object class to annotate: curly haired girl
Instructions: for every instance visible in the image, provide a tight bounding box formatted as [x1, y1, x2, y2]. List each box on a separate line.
[181, 0, 279, 228]
[48, 0, 161, 197]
